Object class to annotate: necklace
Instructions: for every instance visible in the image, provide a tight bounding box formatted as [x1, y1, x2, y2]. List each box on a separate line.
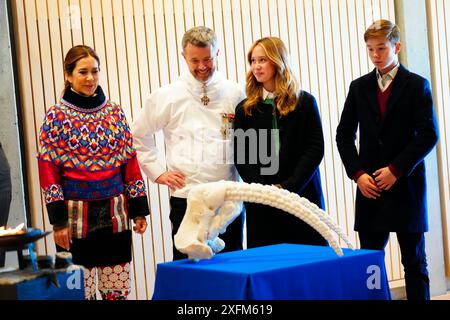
[201, 83, 210, 106]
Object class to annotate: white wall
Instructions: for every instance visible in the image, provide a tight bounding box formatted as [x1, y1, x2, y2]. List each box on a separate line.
[427, 0, 450, 289]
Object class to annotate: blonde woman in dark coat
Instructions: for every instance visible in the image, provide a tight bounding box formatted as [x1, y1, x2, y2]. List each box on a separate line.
[233, 37, 327, 248]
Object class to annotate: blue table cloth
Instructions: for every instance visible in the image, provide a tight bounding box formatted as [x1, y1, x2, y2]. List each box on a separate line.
[153, 244, 391, 300]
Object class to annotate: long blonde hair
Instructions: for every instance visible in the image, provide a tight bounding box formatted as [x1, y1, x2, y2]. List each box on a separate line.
[244, 37, 299, 117]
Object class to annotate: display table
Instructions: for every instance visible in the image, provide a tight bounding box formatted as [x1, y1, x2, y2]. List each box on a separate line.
[153, 244, 391, 300]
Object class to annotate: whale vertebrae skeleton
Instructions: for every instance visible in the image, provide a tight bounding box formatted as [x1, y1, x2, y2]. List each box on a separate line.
[174, 181, 354, 260]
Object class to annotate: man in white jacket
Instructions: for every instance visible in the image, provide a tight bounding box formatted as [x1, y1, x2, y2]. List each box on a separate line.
[132, 26, 245, 260]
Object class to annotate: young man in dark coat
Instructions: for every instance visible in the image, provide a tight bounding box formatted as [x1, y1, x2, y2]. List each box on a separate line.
[336, 19, 439, 300]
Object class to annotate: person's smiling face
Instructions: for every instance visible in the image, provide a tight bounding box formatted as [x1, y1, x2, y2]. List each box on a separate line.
[183, 43, 218, 82]
[66, 56, 100, 96]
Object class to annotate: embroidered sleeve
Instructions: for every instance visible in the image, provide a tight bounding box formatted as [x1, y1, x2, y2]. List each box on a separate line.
[38, 159, 64, 203]
[38, 157, 68, 226]
[43, 184, 64, 203]
[121, 155, 149, 218]
[121, 156, 147, 197]
[125, 179, 147, 198]
[38, 108, 69, 226]
[37, 106, 65, 202]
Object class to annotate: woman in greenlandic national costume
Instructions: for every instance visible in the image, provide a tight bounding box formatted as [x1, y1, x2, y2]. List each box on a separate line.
[37, 45, 150, 300]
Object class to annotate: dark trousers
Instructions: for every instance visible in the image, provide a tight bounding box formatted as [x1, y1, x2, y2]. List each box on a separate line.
[0, 190, 12, 267]
[358, 231, 430, 300]
[169, 197, 244, 261]
[245, 203, 328, 248]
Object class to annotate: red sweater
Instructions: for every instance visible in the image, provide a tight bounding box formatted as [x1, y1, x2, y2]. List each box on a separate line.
[353, 83, 402, 181]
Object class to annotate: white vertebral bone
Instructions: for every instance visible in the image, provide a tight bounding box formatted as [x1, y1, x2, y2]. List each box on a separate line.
[174, 181, 354, 260]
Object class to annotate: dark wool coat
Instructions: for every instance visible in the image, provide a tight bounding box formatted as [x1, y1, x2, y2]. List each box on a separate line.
[336, 65, 439, 232]
[233, 91, 326, 247]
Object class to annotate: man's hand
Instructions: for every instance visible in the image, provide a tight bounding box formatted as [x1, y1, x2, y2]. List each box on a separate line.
[356, 173, 382, 199]
[373, 167, 397, 191]
[54, 226, 71, 250]
[133, 216, 148, 234]
[155, 171, 186, 191]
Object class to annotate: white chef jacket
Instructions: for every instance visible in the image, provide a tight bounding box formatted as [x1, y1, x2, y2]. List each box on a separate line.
[132, 71, 245, 198]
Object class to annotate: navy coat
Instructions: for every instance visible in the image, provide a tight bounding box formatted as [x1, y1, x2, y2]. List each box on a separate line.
[234, 90, 325, 209]
[336, 65, 439, 232]
[233, 91, 327, 247]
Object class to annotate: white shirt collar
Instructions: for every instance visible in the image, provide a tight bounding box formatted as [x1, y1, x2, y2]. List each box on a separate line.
[184, 69, 220, 89]
[180, 70, 224, 104]
[376, 62, 400, 80]
[376, 62, 400, 91]
[262, 87, 276, 100]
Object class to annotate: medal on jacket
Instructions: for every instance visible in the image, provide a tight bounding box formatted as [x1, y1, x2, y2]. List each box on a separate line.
[201, 83, 210, 106]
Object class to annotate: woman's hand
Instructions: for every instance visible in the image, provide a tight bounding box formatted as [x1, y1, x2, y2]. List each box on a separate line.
[53, 226, 71, 250]
[133, 216, 148, 234]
